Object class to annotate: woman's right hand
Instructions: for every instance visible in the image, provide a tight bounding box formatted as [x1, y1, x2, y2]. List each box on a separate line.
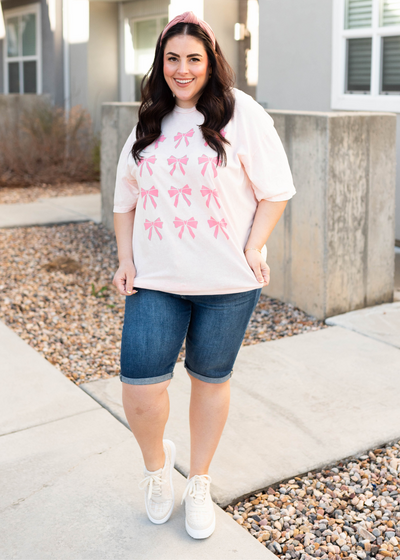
[113, 259, 137, 296]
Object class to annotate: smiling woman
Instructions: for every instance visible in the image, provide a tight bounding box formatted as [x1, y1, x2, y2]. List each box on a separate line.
[163, 37, 210, 108]
[131, 16, 235, 167]
[112, 10, 296, 543]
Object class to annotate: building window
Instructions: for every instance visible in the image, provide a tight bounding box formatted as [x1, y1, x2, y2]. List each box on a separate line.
[4, 4, 41, 94]
[346, 37, 373, 92]
[382, 35, 400, 92]
[125, 16, 168, 101]
[332, 0, 400, 110]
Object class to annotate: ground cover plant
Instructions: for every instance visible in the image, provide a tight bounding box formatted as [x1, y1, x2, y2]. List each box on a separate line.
[0, 222, 325, 384]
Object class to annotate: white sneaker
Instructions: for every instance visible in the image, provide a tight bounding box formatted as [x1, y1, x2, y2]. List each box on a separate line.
[138, 439, 176, 524]
[181, 474, 216, 539]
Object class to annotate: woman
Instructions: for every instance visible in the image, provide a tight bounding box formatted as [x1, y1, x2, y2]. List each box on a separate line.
[113, 11, 295, 540]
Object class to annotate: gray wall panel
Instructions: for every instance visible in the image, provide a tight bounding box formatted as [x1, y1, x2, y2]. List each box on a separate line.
[0, 39, 3, 93]
[204, 0, 239, 79]
[41, 0, 55, 99]
[69, 42, 88, 110]
[54, 0, 63, 106]
[396, 115, 400, 242]
[88, 2, 119, 132]
[41, 0, 64, 105]
[257, 0, 333, 111]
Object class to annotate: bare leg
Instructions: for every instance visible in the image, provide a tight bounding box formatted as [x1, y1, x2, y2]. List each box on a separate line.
[122, 380, 170, 472]
[188, 375, 230, 478]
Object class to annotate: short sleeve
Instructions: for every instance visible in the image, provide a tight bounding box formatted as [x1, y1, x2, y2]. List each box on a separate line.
[235, 91, 296, 202]
[113, 127, 140, 213]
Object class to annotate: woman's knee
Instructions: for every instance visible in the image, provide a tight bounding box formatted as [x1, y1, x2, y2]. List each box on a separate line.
[122, 379, 170, 406]
[188, 373, 230, 392]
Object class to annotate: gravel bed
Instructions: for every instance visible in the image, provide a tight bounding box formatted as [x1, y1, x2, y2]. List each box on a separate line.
[245, 296, 326, 343]
[226, 440, 400, 560]
[0, 222, 325, 384]
[0, 182, 100, 204]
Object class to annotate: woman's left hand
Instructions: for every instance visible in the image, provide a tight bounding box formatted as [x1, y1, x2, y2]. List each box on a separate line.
[245, 250, 270, 287]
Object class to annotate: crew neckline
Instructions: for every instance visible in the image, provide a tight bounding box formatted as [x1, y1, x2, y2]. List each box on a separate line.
[173, 104, 198, 114]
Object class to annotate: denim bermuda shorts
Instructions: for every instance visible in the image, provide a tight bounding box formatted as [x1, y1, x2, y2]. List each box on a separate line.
[120, 287, 262, 385]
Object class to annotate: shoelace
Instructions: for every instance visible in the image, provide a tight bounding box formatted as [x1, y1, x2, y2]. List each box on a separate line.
[181, 474, 212, 505]
[139, 470, 165, 501]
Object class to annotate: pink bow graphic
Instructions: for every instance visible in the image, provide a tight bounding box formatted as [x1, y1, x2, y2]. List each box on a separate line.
[138, 155, 156, 176]
[208, 217, 229, 240]
[144, 218, 163, 240]
[141, 186, 158, 210]
[201, 186, 220, 209]
[155, 135, 166, 149]
[198, 154, 218, 178]
[204, 128, 226, 147]
[168, 155, 188, 175]
[174, 129, 194, 148]
[173, 217, 198, 239]
[168, 185, 192, 207]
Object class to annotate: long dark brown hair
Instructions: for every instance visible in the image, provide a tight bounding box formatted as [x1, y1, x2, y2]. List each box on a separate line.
[131, 22, 235, 166]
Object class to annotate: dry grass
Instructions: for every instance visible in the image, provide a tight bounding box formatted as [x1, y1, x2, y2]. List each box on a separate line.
[0, 101, 100, 187]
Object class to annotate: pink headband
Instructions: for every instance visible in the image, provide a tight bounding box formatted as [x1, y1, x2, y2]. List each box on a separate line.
[159, 11, 216, 49]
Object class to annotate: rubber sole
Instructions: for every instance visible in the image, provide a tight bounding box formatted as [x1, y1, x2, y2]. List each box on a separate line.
[185, 511, 216, 539]
[145, 439, 176, 525]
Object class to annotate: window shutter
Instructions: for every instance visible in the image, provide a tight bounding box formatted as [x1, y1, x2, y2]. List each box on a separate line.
[382, 36, 400, 92]
[382, 0, 400, 26]
[346, 37, 372, 91]
[345, 0, 373, 29]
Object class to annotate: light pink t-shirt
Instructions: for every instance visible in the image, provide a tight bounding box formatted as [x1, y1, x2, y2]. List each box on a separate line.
[113, 88, 296, 295]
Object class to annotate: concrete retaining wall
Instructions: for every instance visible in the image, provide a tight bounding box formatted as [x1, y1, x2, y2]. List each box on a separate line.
[101, 102, 140, 230]
[267, 110, 396, 319]
[101, 104, 396, 319]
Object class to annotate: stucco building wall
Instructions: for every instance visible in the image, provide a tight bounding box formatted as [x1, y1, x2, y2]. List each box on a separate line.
[0, 33, 3, 93]
[257, 0, 400, 243]
[69, 42, 88, 111]
[88, 1, 119, 132]
[257, 0, 333, 111]
[204, 0, 239, 78]
[396, 117, 400, 242]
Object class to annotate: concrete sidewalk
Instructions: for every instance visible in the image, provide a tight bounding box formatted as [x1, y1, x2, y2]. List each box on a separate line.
[326, 301, 400, 348]
[0, 321, 274, 560]
[0, 194, 101, 228]
[1, 189, 399, 557]
[82, 303, 400, 507]
[2, 306, 399, 559]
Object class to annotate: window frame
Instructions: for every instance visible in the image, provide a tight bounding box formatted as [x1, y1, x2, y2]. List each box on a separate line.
[123, 13, 168, 101]
[3, 3, 42, 95]
[332, 0, 400, 111]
